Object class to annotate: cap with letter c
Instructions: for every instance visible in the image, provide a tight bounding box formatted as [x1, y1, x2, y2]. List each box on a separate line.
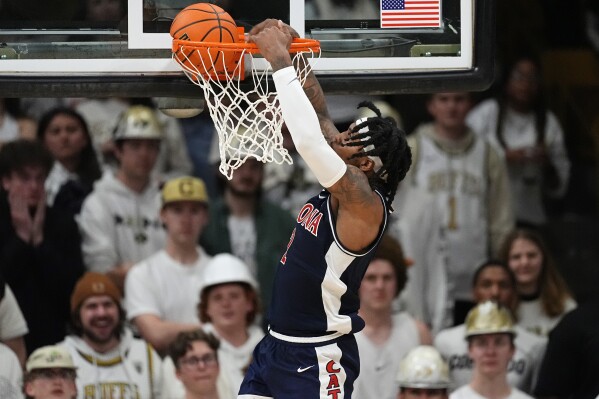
[161, 176, 209, 207]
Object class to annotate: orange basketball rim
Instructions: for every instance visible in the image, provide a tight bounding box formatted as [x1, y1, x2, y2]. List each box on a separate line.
[172, 27, 321, 81]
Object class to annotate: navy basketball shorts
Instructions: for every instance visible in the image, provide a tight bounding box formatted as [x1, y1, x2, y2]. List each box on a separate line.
[238, 333, 359, 399]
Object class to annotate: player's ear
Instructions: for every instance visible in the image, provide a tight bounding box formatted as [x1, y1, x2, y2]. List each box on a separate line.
[358, 157, 375, 173]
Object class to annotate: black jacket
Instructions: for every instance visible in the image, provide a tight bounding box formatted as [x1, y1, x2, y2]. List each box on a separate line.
[0, 191, 84, 353]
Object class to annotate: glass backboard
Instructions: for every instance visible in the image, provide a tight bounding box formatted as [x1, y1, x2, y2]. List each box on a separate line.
[0, 0, 494, 97]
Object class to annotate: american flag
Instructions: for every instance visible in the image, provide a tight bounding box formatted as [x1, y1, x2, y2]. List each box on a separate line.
[380, 0, 441, 28]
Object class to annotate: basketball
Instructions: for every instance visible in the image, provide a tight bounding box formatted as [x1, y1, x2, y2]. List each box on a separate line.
[170, 3, 238, 78]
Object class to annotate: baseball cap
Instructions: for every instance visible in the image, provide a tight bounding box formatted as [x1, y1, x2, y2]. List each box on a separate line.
[161, 176, 209, 207]
[26, 345, 77, 371]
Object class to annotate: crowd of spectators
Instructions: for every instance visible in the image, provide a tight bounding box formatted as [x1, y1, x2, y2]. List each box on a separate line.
[0, 83, 593, 398]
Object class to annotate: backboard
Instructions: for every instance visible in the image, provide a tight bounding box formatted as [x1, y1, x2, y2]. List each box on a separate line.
[0, 0, 495, 97]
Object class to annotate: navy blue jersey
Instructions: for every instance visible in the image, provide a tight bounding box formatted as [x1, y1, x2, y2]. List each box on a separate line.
[268, 189, 388, 338]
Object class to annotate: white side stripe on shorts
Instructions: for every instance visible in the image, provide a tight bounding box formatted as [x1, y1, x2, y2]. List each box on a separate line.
[316, 342, 346, 399]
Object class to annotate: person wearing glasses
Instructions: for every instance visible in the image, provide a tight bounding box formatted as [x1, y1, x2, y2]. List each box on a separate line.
[164, 329, 235, 399]
[23, 345, 77, 399]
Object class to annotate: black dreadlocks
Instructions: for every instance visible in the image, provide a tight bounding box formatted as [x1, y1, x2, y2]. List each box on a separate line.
[345, 101, 412, 207]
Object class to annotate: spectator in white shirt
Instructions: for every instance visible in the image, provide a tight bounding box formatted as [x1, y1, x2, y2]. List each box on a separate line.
[450, 302, 533, 399]
[125, 176, 211, 353]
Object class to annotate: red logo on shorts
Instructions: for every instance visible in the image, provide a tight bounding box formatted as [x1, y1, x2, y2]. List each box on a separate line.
[325, 360, 342, 399]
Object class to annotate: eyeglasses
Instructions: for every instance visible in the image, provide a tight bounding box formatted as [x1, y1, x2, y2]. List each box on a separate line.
[32, 368, 77, 381]
[179, 353, 217, 369]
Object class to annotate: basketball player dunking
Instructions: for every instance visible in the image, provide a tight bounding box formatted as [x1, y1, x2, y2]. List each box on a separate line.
[238, 20, 412, 399]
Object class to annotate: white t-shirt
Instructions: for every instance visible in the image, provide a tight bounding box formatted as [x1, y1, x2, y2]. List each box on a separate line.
[227, 216, 257, 277]
[202, 323, 264, 396]
[125, 248, 212, 324]
[517, 297, 577, 337]
[353, 313, 421, 399]
[0, 343, 23, 399]
[434, 324, 546, 393]
[450, 384, 533, 399]
[0, 285, 28, 340]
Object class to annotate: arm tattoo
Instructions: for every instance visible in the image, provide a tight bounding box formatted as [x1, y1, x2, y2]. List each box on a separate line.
[330, 166, 374, 205]
[270, 54, 293, 71]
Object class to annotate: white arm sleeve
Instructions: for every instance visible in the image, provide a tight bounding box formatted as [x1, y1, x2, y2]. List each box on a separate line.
[272, 66, 347, 188]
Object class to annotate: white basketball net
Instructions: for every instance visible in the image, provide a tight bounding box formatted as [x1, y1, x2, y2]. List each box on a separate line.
[173, 43, 319, 180]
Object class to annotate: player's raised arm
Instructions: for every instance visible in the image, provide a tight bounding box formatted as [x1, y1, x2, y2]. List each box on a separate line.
[248, 21, 359, 193]
[249, 21, 411, 251]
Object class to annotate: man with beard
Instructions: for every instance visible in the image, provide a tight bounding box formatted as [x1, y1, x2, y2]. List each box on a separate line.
[59, 272, 162, 398]
[200, 156, 295, 316]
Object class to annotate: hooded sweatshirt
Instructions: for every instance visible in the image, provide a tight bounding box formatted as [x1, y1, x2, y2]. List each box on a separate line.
[78, 172, 166, 273]
[60, 328, 162, 399]
[404, 123, 514, 302]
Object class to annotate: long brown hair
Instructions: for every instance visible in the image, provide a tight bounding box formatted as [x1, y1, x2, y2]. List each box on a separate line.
[499, 229, 572, 317]
[495, 53, 547, 150]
